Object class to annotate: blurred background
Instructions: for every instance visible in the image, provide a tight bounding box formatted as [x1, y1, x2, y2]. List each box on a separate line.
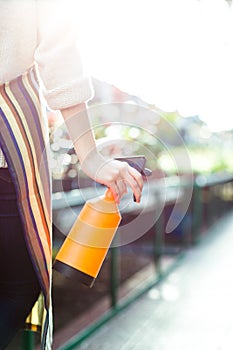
[49, 1, 233, 349]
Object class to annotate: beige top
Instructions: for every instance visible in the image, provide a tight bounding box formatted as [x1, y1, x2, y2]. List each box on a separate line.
[0, 0, 93, 111]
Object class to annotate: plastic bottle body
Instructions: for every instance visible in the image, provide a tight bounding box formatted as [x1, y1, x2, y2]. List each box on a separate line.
[53, 189, 121, 287]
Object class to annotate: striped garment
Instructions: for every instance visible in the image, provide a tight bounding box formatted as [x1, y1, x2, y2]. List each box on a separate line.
[0, 66, 52, 349]
[0, 147, 7, 167]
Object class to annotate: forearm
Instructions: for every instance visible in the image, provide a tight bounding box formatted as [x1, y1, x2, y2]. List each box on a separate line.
[60, 103, 101, 168]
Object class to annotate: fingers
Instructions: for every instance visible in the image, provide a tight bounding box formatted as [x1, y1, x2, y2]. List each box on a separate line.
[125, 164, 143, 203]
[113, 161, 143, 203]
[108, 184, 119, 204]
[109, 179, 128, 204]
[127, 164, 144, 190]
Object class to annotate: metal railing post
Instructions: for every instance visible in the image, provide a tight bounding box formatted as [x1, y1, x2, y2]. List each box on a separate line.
[110, 246, 119, 309]
[192, 183, 203, 244]
[22, 330, 35, 350]
[154, 210, 164, 278]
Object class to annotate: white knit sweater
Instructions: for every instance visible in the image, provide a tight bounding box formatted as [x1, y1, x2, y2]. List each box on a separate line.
[0, 0, 93, 110]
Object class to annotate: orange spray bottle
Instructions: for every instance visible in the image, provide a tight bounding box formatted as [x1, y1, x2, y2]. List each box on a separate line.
[53, 156, 151, 287]
[53, 187, 121, 287]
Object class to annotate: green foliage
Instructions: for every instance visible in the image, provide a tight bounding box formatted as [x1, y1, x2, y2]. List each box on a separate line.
[157, 145, 233, 175]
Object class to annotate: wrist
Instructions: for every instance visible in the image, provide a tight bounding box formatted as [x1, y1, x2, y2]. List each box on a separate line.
[61, 102, 86, 119]
[79, 151, 107, 179]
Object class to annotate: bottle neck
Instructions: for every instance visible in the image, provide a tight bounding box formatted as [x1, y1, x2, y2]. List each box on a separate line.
[105, 188, 115, 202]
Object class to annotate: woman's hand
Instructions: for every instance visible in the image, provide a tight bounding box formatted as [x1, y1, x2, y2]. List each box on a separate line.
[80, 152, 143, 204]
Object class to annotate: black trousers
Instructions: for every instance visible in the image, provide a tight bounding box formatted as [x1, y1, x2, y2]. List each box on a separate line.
[0, 168, 41, 349]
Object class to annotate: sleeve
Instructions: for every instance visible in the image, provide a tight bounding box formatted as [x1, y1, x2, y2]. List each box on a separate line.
[34, 0, 94, 110]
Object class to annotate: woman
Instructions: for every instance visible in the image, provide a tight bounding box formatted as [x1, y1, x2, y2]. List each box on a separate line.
[0, 1, 143, 349]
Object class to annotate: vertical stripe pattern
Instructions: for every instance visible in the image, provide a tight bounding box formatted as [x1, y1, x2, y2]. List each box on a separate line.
[0, 66, 52, 348]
